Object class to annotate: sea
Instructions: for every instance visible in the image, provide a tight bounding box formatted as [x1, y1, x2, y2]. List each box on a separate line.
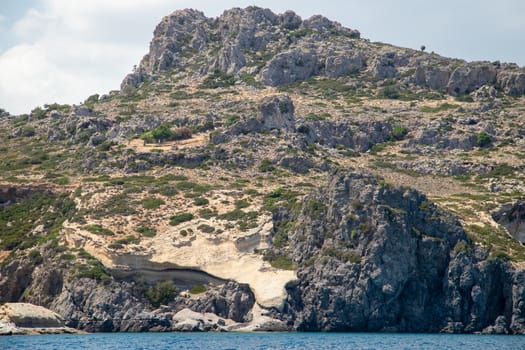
[1, 332, 524, 350]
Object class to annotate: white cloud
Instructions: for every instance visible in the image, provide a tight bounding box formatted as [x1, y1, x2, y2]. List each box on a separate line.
[0, 0, 184, 114]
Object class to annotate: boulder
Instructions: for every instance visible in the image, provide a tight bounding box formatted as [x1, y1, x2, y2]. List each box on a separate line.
[1, 303, 64, 328]
[172, 308, 232, 331]
[256, 95, 295, 132]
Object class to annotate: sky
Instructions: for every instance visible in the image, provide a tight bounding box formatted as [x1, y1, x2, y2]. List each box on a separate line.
[0, 0, 524, 115]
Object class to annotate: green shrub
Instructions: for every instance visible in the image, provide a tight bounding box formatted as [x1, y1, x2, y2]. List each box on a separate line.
[453, 240, 472, 254]
[114, 235, 140, 245]
[263, 251, 295, 270]
[480, 163, 516, 178]
[476, 131, 492, 148]
[136, 225, 157, 237]
[189, 284, 206, 294]
[142, 197, 165, 209]
[198, 208, 217, 219]
[259, 159, 275, 172]
[197, 224, 215, 233]
[175, 181, 211, 194]
[169, 213, 194, 226]
[262, 187, 300, 212]
[199, 69, 236, 89]
[145, 280, 178, 307]
[193, 197, 209, 206]
[418, 201, 431, 212]
[378, 86, 400, 99]
[389, 126, 408, 141]
[321, 247, 361, 264]
[28, 250, 43, 265]
[93, 193, 137, 218]
[234, 199, 250, 209]
[83, 224, 114, 236]
[141, 124, 192, 143]
[419, 103, 459, 113]
[21, 125, 36, 137]
[305, 200, 326, 220]
[75, 260, 110, 282]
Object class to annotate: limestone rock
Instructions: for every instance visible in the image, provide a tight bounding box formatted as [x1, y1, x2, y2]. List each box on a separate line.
[447, 62, 497, 96]
[497, 69, 525, 96]
[217, 44, 246, 75]
[470, 85, 497, 101]
[260, 50, 318, 86]
[279, 10, 302, 30]
[371, 52, 399, 79]
[256, 95, 295, 132]
[325, 52, 365, 78]
[1, 303, 64, 328]
[414, 65, 451, 90]
[172, 308, 234, 332]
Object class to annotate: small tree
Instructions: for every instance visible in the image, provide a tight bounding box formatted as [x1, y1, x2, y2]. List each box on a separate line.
[145, 280, 177, 307]
[420, 45, 426, 52]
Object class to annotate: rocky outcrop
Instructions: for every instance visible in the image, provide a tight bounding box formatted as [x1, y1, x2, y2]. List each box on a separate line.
[260, 50, 318, 86]
[447, 62, 498, 96]
[325, 52, 365, 78]
[413, 64, 451, 90]
[492, 201, 525, 243]
[210, 95, 295, 143]
[298, 119, 392, 152]
[391, 159, 490, 176]
[175, 281, 255, 323]
[256, 95, 295, 131]
[0, 303, 80, 335]
[497, 69, 525, 96]
[407, 121, 479, 151]
[371, 52, 399, 79]
[274, 171, 523, 333]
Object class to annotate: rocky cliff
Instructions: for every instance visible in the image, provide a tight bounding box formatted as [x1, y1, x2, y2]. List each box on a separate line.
[1, 6, 525, 334]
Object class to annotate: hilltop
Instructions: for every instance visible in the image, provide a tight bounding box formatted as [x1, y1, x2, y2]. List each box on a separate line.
[1, 7, 525, 333]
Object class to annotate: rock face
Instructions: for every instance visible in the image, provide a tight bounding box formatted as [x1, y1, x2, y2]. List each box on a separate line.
[492, 201, 525, 243]
[497, 69, 525, 96]
[325, 52, 365, 78]
[447, 63, 498, 96]
[276, 172, 523, 333]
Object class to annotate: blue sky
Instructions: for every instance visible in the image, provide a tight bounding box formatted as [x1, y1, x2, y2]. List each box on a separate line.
[1, 0, 524, 114]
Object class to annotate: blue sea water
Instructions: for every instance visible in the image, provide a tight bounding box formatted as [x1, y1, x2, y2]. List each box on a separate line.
[1, 332, 524, 350]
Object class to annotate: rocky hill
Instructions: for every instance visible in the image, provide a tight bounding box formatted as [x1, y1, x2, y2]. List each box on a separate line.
[1, 6, 525, 333]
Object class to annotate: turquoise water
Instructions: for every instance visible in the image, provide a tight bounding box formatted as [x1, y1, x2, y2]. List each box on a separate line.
[1, 332, 524, 350]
